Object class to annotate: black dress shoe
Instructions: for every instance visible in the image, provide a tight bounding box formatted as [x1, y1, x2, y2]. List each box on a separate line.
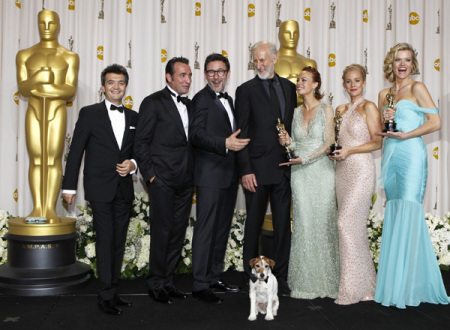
[166, 287, 188, 299]
[210, 280, 240, 293]
[192, 289, 223, 304]
[278, 280, 291, 297]
[98, 299, 122, 315]
[114, 296, 132, 307]
[149, 289, 173, 304]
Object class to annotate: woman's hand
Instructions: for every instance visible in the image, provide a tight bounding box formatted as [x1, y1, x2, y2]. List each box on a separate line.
[375, 131, 406, 139]
[329, 148, 350, 161]
[279, 158, 302, 166]
[383, 107, 396, 121]
[278, 131, 291, 146]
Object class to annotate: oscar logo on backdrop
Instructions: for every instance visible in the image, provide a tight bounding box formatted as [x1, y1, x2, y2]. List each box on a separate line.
[275, 20, 317, 106]
[0, 9, 90, 296]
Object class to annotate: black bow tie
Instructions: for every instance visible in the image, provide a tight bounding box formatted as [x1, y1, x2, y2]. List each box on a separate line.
[177, 95, 188, 105]
[170, 91, 188, 105]
[218, 92, 228, 99]
[110, 104, 124, 113]
[250, 273, 269, 284]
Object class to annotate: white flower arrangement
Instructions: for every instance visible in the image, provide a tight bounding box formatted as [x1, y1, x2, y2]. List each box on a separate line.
[1, 196, 450, 277]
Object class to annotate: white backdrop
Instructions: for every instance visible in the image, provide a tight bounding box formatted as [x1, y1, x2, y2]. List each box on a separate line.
[0, 0, 448, 218]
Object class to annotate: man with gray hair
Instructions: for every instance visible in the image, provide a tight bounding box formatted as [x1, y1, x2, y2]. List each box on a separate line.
[235, 41, 296, 296]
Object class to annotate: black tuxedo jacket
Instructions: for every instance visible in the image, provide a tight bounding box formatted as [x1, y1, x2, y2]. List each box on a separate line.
[62, 101, 138, 203]
[235, 74, 296, 185]
[190, 85, 237, 189]
[134, 87, 193, 187]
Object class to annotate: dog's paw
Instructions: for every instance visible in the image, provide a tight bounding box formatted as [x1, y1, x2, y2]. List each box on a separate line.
[248, 315, 257, 321]
[265, 315, 274, 321]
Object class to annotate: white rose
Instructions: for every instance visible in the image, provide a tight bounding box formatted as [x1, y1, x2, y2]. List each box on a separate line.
[183, 257, 191, 266]
[85, 242, 96, 259]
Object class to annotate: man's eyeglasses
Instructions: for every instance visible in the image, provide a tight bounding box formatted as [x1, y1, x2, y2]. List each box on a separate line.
[206, 69, 228, 77]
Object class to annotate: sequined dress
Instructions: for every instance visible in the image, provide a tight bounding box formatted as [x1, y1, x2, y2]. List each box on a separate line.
[334, 101, 377, 305]
[375, 100, 450, 308]
[288, 102, 340, 299]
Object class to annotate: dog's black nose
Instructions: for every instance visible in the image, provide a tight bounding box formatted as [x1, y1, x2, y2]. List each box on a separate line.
[259, 274, 265, 278]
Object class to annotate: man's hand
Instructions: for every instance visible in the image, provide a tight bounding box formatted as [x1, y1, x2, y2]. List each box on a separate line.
[116, 159, 135, 177]
[62, 193, 76, 204]
[226, 129, 250, 151]
[242, 173, 258, 192]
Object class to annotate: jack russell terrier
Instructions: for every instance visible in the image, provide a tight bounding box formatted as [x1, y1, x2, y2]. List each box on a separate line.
[248, 256, 279, 321]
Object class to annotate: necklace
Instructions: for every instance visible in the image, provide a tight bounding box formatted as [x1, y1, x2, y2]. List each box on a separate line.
[394, 78, 411, 93]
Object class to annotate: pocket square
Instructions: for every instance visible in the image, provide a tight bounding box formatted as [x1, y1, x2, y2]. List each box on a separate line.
[130, 126, 136, 129]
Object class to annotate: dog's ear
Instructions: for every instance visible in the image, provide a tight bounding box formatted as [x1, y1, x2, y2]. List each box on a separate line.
[249, 258, 258, 268]
[268, 259, 276, 269]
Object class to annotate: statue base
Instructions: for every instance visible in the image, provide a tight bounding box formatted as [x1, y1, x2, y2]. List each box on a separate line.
[0, 217, 91, 296]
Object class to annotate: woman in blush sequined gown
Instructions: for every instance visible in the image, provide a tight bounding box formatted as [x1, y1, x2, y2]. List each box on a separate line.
[329, 64, 382, 305]
[375, 43, 448, 309]
[279, 67, 340, 299]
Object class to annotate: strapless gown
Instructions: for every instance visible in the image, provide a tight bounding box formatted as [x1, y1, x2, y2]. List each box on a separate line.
[375, 100, 450, 308]
[335, 104, 377, 305]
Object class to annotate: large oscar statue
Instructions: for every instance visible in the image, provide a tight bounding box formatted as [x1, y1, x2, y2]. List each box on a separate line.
[275, 20, 317, 106]
[0, 9, 90, 296]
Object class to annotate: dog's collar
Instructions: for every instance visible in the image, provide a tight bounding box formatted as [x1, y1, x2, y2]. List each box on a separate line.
[250, 273, 268, 284]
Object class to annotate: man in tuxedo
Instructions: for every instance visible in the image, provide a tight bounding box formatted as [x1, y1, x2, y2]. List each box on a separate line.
[235, 42, 296, 295]
[62, 64, 138, 315]
[134, 57, 193, 304]
[190, 53, 250, 304]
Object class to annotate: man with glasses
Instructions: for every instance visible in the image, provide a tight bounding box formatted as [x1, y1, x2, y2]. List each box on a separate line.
[190, 53, 249, 303]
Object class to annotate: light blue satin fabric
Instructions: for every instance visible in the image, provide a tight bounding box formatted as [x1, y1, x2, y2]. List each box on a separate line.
[375, 100, 449, 308]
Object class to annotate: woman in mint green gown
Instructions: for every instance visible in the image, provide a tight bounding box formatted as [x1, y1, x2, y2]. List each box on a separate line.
[279, 67, 340, 299]
[375, 43, 449, 308]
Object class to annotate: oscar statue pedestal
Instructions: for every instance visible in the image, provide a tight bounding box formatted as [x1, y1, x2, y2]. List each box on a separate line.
[0, 217, 91, 296]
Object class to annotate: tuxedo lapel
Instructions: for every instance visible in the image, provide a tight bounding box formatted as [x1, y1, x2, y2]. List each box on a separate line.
[279, 76, 292, 121]
[206, 85, 234, 131]
[100, 101, 121, 150]
[121, 108, 131, 150]
[162, 89, 188, 140]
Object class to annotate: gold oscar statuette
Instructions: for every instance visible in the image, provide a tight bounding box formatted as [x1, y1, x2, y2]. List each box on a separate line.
[275, 20, 317, 106]
[16, 9, 79, 228]
[276, 118, 297, 161]
[382, 92, 398, 132]
[329, 110, 343, 155]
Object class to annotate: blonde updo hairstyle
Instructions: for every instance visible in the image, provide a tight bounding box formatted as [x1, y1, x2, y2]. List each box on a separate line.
[383, 42, 419, 83]
[342, 64, 367, 82]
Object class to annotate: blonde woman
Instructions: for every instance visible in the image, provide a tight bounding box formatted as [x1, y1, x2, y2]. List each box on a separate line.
[375, 43, 448, 308]
[330, 64, 382, 305]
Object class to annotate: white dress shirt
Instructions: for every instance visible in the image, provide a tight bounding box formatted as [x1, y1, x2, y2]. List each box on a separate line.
[167, 85, 189, 139]
[62, 100, 136, 195]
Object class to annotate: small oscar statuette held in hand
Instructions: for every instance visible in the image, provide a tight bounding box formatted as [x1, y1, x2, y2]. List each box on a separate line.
[276, 118, 297, 161]
[382, 92, 398, 132]
[329, 110, 343, 155]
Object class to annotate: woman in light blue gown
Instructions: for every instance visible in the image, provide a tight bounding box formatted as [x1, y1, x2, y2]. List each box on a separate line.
[375, 43, 449, 308]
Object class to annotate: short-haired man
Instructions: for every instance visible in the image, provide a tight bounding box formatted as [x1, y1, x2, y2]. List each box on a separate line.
[190, 53, 249, 303]
[235, 42, 297, 295]
[134, 57, 194, 304]
[63, 64, 138, 315]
